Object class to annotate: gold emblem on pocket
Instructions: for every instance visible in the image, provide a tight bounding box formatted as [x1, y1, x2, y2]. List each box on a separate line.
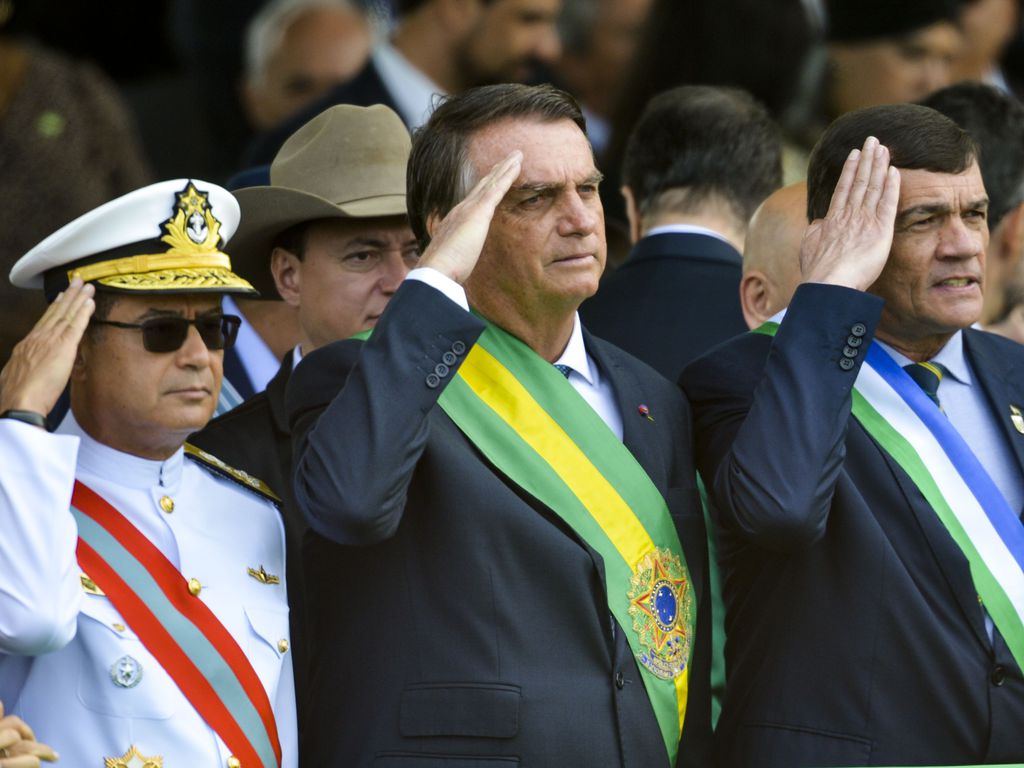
[104, 744, 163, 768]
[247, 565, 280, 585]
[81, 573, 105, 596]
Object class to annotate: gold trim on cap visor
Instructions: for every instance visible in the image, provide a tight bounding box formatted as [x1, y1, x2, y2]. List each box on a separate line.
[69, 252, 233, 283]
[92, 266, 256, 293]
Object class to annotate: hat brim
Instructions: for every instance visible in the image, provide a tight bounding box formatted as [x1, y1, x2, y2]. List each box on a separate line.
[95, 266, 258, 296]
[228, 186, 409, 297]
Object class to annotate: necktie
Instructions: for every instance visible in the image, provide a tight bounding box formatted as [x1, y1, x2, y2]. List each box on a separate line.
[903, 361, 946, 409]
[554, 363, 572, 378]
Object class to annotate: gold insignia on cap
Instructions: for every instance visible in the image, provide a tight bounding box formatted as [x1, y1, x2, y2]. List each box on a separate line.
[248, 565, 281, 585]
[164, 182, 223, 252]
[68, 181, 256, 295]
[81, 573, 105, 596]
[104, 744, 163, 768]
[1011, 405, 1024, 435]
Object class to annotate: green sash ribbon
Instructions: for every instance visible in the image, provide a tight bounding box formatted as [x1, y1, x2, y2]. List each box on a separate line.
[755, 320, 1024, 670]
[435, 323, 695, 765]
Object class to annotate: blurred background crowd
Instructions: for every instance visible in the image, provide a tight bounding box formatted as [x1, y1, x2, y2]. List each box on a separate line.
[2, 0, 1023, 364]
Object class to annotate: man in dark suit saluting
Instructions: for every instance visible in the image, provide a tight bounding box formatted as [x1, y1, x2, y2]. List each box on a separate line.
[682, 104, 1024, 766]
[289, 83, 711, 766]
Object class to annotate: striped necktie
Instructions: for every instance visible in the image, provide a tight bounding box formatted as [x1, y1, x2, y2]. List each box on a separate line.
[903, 361, 947, 409]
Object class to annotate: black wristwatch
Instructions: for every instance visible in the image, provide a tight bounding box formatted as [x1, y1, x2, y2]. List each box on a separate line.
[0, 409, 48, 429]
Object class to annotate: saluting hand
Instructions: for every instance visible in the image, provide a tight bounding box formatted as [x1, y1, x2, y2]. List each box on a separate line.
[800, 136, 901, 291]
[0, 701, 58, 765]
[417, 150, 523, 284]
[0, 278, 95, 419]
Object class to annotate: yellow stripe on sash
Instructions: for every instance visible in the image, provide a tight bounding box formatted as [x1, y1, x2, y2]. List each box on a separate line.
[461, 345, 654, 568]
[674, 670, 688, 732]
[461, 344, 689, 736]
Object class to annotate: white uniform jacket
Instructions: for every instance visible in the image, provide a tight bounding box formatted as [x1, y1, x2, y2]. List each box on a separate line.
[0, 414, 297, 767]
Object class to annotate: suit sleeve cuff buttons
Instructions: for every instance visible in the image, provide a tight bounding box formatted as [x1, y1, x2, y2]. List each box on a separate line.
[838, 323, 868, 371]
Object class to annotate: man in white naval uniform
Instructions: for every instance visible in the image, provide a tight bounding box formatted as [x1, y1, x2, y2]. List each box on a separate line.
[0, 180, 297, 768]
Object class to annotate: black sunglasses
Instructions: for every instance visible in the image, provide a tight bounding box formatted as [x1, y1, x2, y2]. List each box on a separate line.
[91, 313, 242, 353]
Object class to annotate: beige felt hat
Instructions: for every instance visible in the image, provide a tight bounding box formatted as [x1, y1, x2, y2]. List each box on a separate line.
[229, 103, 411, 295]
[10, 179, 256, 300]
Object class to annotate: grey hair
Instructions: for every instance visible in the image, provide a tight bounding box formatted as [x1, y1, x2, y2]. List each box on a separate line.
[243, 0, 378, 85]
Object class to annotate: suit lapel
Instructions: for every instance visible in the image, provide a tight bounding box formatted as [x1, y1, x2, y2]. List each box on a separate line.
[585, 332, 669, 492]
[266, 354, 295, 436]
[964, 330, 1024, 484]
[855, 328, 1024, 653]
[856, 420, 992, 651]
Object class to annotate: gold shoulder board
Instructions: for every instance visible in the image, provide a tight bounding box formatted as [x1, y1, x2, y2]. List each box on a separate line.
[183, 443, 281, 505]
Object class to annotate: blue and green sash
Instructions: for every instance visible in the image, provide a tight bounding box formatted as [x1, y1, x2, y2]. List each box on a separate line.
[72, 481, 283, 767]
[436, 323, 695, 765]
[756, 320, 1024, 669]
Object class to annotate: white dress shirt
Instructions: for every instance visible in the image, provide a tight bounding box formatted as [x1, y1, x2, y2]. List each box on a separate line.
[406, 268, 623, 438]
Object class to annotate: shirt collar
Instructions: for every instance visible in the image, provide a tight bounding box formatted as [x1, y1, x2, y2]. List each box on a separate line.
[876, 330, 972, 386]
[372, 42, 446, 130]
[643, 224, 733, 245]
[223, 295, 279, 392]
[552, 312, 596, 385]
[58, 410, 184, 489]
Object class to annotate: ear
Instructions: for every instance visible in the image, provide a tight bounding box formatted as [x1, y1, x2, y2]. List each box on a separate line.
[740, 270, 771, 330]
[70, 332, 90, 383]
[270, 248, 303, 308]
[425, 212, 444, 242]
[621, 186, 641, 245]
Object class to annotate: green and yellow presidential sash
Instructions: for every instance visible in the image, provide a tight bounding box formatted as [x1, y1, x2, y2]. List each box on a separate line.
[436, 323, 695, 766]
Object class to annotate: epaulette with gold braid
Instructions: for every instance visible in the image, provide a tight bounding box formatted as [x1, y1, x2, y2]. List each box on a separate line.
[183, 443, 281, 505]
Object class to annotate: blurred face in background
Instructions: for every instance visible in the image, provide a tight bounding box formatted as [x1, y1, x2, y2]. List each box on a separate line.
[244, 5, 373, 130]
[828, 21, 962, 117]
[455, 0, 562, 88]
[555, 0, 651, 119]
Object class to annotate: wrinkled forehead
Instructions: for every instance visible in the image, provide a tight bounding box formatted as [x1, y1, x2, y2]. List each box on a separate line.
[466, 117, 593, 172]
[895, 161, 987, 210]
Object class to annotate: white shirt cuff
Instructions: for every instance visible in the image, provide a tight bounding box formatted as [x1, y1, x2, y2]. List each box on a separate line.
[405, 267, 469, 311]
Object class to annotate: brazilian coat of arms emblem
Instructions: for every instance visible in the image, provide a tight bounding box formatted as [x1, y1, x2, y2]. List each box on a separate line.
[627, 546, 694, 680]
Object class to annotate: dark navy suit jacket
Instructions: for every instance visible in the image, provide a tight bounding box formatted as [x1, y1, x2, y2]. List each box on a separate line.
[287, 280, 712, 767]
[581, 231, 748, 383]
[681, 283, 1024, 767]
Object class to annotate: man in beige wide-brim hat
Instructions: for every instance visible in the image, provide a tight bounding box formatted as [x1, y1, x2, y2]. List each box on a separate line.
[190, 103, 419, 729]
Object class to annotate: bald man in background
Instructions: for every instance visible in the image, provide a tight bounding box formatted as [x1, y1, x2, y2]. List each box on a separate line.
[740, 182, 806, 329]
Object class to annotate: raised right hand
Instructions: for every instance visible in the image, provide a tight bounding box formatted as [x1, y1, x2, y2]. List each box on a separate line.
[800, 136, 901, 291]
[0, 278, 95, 418]
[417, 150, 523, 284]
